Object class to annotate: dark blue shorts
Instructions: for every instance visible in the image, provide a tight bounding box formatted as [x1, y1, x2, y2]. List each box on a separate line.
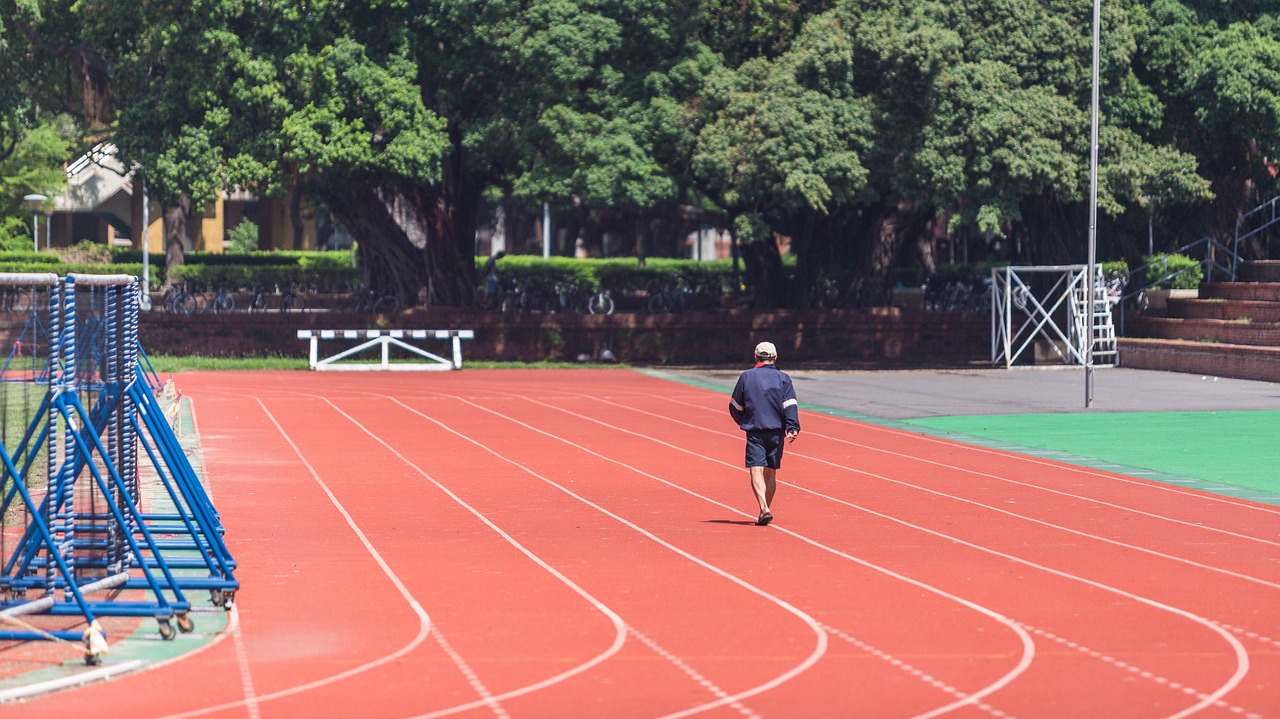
[745, 429, 786, 469]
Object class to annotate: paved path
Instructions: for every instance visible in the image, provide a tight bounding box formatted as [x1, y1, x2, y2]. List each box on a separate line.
[650, 366, 1280, 420]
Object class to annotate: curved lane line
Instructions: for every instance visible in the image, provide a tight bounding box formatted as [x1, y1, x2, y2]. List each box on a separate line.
[320, 398, 632, 719]
[570, 392, 1252, 717]
[154, 395, 435, 719]
[643, 369, 1280, 517]
[387, 396, 830, 718]
[418, 395, 1031, 718]
[603, 394, 1280, 588]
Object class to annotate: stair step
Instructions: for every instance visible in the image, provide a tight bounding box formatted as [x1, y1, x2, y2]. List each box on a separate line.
[1167, 298, 1280, 322]
[1118, 338, 1280, 383]
[1131, 316, 1280, 347]
[1239, 260, 1280, 283]
[1199, 281, 1280, 302]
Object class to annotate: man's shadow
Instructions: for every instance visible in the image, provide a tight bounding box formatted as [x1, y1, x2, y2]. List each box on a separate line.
[705, 519, 758, 526]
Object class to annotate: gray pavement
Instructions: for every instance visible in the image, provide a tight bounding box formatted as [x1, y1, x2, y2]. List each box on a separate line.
[649, 366, 1280, 420]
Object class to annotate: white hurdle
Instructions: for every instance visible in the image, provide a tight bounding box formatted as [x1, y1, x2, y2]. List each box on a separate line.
[298, 329, 475, 371]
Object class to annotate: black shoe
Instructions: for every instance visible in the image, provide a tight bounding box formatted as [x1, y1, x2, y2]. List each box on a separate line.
[756, 511, 773, 526]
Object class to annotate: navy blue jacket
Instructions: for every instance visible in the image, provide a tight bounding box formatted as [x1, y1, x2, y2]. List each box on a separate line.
[729, 364, 800, 432]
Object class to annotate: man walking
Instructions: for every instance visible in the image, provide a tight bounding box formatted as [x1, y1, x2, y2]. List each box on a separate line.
[728, 341, 800, 526]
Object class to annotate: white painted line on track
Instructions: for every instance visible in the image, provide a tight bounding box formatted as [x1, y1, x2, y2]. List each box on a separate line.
[420, 394, 1033, 719]
[552, 391, 1255, 719]
[321, 398, 630, 719]
[389, 395, 829, 719]
[777, 395, 1280, 519]
[153, 396, 436, 719]
[627, 391, 1280, 570]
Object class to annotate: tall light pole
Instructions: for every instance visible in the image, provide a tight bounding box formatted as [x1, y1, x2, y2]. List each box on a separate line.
[1085, 0, 1101, 408]
[22, 194, 47, 253]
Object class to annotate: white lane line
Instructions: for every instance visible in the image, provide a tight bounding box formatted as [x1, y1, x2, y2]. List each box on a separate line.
[626, 627, 761, 719]
[320, 398, 630, 719]
[230, 608, 261, 719]
[387, 395, 827, 719]
[1020, 624, 1264, 719]
[662, 383, 1280, 519]
[154, 396, 435, 719]
[626, 393, 1280, 570]
[429, 626, 511, 719]
[551, 391, 1253, 719]
[411, 395, 1032, 719]
[821, 624, 1017, 719]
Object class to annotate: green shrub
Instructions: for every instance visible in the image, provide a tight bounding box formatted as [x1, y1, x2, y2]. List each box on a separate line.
[226, 221, 259, 252]
[1143, 253, 1203, 290]
[478, 255, 742, 295]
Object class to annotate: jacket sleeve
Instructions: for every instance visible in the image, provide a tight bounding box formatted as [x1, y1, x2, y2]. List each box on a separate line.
[782, 377, 800, 432]
[729, 377, 745, 424]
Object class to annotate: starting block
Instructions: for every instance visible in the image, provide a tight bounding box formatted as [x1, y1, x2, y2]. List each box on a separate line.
[298, 329, 475, 371]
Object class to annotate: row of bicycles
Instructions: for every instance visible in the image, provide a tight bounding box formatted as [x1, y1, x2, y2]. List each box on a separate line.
[486, 279, 616, 315]
[152, 282, 400, 316]
[486, 276, 730, 315]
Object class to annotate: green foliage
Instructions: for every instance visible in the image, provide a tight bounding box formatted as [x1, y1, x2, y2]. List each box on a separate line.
[226, 221, 259, 252]
[0, 216, 33, 251]
[1142, 253, 1203, 289]
[55, 240, 113, 264]
[0, 120, 71, 216]
[476, 255, 745, 297]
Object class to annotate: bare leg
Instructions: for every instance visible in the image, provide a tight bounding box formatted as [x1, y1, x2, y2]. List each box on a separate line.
[763, 468, 777, 508]
[750, 466, 770, 514]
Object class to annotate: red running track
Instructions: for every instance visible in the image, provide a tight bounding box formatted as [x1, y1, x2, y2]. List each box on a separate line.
[13, 369, 1280, 718]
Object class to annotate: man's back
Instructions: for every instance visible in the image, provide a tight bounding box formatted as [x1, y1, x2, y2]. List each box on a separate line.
[730, 364, 799, 431]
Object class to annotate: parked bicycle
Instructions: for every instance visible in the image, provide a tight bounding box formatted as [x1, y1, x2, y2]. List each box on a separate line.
[211, 285, 236, 314]
[342, 285, 400, 314]
[279, 281, 306, 313]
[646, 276, 693, 314]
[164, 282, 207, 316]
[586, 288, 614, 315]
[504, 277, 556, 313]
[925, 275, 991, 313]
[248, 282, 271, 312]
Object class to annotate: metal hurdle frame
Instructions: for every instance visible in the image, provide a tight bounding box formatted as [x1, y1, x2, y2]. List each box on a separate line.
[0, 274, 238, 655]
[299, 328, 475, 371]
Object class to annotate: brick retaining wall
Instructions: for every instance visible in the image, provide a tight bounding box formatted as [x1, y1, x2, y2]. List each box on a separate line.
[1119, 338, 1280, 383]
[132, 307, 990, 366]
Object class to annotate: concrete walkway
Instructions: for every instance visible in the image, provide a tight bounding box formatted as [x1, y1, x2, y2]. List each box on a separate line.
[651, 365, 1280, 420]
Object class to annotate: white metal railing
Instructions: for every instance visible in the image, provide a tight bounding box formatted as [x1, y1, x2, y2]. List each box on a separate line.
[298, 329, 474, 371]
[992, 265, 1092, 368]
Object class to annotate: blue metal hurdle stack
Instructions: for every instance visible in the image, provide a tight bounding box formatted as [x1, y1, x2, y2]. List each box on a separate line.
[0, 274, 237, 663]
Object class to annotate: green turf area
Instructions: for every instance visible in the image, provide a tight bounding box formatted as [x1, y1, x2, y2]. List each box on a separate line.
[903, 410, 1280, 501]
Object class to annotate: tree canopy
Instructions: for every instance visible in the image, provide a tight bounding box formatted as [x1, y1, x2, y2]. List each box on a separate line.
[1, 0, 1276, 306]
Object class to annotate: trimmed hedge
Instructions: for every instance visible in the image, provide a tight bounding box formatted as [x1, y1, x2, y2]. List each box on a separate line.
[480, 256, 747, 294]
[1142, 253, 1203, 290]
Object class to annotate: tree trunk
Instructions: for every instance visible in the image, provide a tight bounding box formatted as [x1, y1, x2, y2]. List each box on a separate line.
[739, 234, 786, 309]
[848, 202, 930, 307]
[326, 185, 425, 301]
[161, 195, 190, 290]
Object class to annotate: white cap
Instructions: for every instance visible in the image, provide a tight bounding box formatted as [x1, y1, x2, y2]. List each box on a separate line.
[754, 341, 777, 359]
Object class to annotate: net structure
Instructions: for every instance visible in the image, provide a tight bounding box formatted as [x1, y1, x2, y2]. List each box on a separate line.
[0, 274, 237, 661]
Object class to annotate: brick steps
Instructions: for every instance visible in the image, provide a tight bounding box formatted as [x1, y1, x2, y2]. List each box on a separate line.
[1131, 317, 1280, 346]
[1239, 260, 1280, 282]
[1118, 338, 1280, 382]
[1119, 261, 1280, 382]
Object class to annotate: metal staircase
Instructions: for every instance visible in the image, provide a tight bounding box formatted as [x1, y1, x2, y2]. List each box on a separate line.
[1234, 195, 1280, 279]
[1073, 266, 1117, 365]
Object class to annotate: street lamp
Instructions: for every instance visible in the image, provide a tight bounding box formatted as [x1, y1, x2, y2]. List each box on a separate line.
[22, 194, 47, 253]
